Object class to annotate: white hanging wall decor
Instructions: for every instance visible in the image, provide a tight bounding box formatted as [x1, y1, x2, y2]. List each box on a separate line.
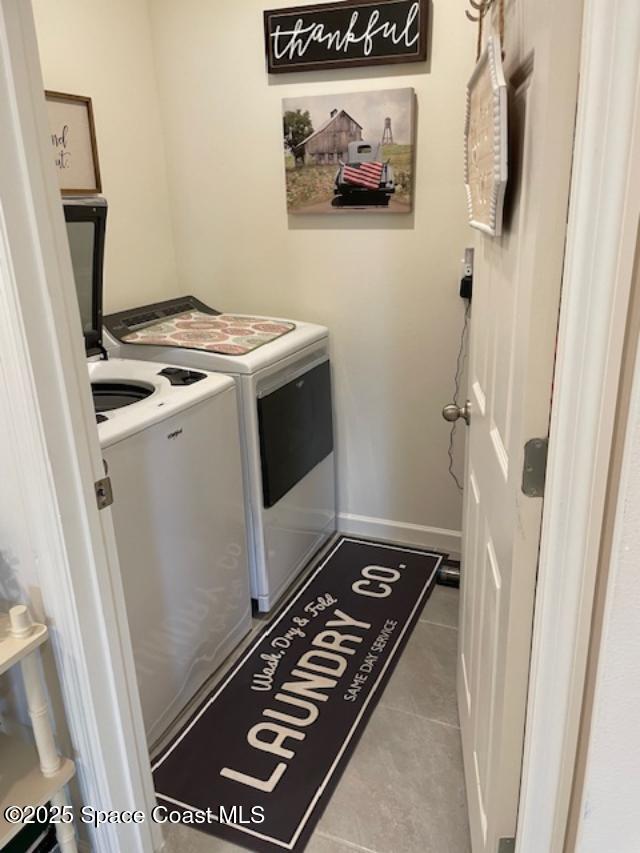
[464, 34, 508, 236]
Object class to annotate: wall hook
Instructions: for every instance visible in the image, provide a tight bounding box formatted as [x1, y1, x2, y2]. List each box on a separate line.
[467, 0, 504, 60]
[466, 0, 494, 23]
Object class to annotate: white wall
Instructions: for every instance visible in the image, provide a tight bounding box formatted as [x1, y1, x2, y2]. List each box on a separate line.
[147, 0, 475, 540]
[32, 0, 475, 540]
[574, 341, 640, 853]
[32, 0, 179, 314]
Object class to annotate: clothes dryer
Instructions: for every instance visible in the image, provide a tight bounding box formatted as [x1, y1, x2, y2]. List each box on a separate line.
[104, 297, 336, 612]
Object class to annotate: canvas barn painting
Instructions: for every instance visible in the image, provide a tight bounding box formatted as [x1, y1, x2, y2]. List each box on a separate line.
[282, 88, 416, 214]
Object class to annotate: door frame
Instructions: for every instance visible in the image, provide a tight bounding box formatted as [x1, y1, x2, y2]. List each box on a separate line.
[0, 2, 638, 853]
[0, 1, 160, 850]
[517, 1, 640, 851]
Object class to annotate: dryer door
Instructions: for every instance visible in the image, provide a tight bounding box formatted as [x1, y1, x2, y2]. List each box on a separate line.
[257, 358, 334, 509]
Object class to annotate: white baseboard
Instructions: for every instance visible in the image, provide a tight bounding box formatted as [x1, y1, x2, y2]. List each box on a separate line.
[338, 513, 462, 557]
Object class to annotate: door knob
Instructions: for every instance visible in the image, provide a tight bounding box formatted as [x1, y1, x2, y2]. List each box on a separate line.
[442, 401, 471, 426]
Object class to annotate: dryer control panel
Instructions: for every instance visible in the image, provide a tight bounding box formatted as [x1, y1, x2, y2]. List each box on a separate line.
[105, 295, 221, 341]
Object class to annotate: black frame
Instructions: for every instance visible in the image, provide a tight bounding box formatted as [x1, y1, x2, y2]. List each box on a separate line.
[63, 200, 107, 357]
[264, 0, 429, 74]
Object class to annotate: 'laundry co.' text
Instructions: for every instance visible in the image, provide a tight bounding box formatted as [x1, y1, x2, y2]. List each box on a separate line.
[221, 564, 403, 792]
[152, 538, 442, 848]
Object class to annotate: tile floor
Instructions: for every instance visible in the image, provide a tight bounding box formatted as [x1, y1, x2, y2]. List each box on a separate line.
[162, 585, 470, 853]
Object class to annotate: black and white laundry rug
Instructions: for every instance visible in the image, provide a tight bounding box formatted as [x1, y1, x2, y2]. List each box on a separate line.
[153, 536, 442, 852]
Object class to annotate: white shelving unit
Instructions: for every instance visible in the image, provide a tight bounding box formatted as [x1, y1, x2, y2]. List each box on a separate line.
[0, 605, 78, 852]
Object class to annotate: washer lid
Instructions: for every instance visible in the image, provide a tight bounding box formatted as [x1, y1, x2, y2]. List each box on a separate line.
[64, 197, 107, 358]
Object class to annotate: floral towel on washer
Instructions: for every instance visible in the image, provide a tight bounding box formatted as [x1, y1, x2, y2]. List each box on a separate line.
[122, 312, 296, 356]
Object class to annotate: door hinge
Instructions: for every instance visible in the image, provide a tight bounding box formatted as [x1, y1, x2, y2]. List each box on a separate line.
[522, 438, 549, 498]
[95, 476, 114, 510]
[498, 839, 515, 853]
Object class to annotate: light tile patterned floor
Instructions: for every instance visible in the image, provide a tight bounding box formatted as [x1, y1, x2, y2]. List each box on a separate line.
[162, 586, 470, 853]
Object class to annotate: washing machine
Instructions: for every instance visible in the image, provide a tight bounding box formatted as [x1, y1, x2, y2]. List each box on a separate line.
[65, 199, 252, 745]
[103, 297, 337, 612]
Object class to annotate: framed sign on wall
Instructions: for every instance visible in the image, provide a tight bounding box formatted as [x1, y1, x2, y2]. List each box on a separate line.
[45, 91, 102, 195]
[264, 0, 429, 74]
[464, 35, 508, 237]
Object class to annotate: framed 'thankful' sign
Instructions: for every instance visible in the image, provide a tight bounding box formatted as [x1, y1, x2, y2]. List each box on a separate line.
[264, 0, 429, 74]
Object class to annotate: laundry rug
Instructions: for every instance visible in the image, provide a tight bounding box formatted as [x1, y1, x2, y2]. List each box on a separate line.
[153, 537, 442, 852]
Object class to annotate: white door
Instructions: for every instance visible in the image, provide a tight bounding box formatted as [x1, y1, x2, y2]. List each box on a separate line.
[458, 2, 583, 850]
[0, 1, 159, 849]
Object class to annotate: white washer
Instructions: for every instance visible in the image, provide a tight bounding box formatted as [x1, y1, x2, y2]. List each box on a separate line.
[65, 200, 252, 745]
[94, 360, 251, 745]
[104, 297, 337, 612]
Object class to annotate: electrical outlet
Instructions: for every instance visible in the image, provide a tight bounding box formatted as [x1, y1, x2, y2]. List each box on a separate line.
[460, 248, 474, 301]
[462, 247, 474, 279]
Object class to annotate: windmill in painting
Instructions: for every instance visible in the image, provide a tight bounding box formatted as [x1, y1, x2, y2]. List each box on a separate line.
[382, 117, 394, 145]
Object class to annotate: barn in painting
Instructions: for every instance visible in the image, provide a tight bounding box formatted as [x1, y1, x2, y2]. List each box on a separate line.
[300, 109, 363, 165]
